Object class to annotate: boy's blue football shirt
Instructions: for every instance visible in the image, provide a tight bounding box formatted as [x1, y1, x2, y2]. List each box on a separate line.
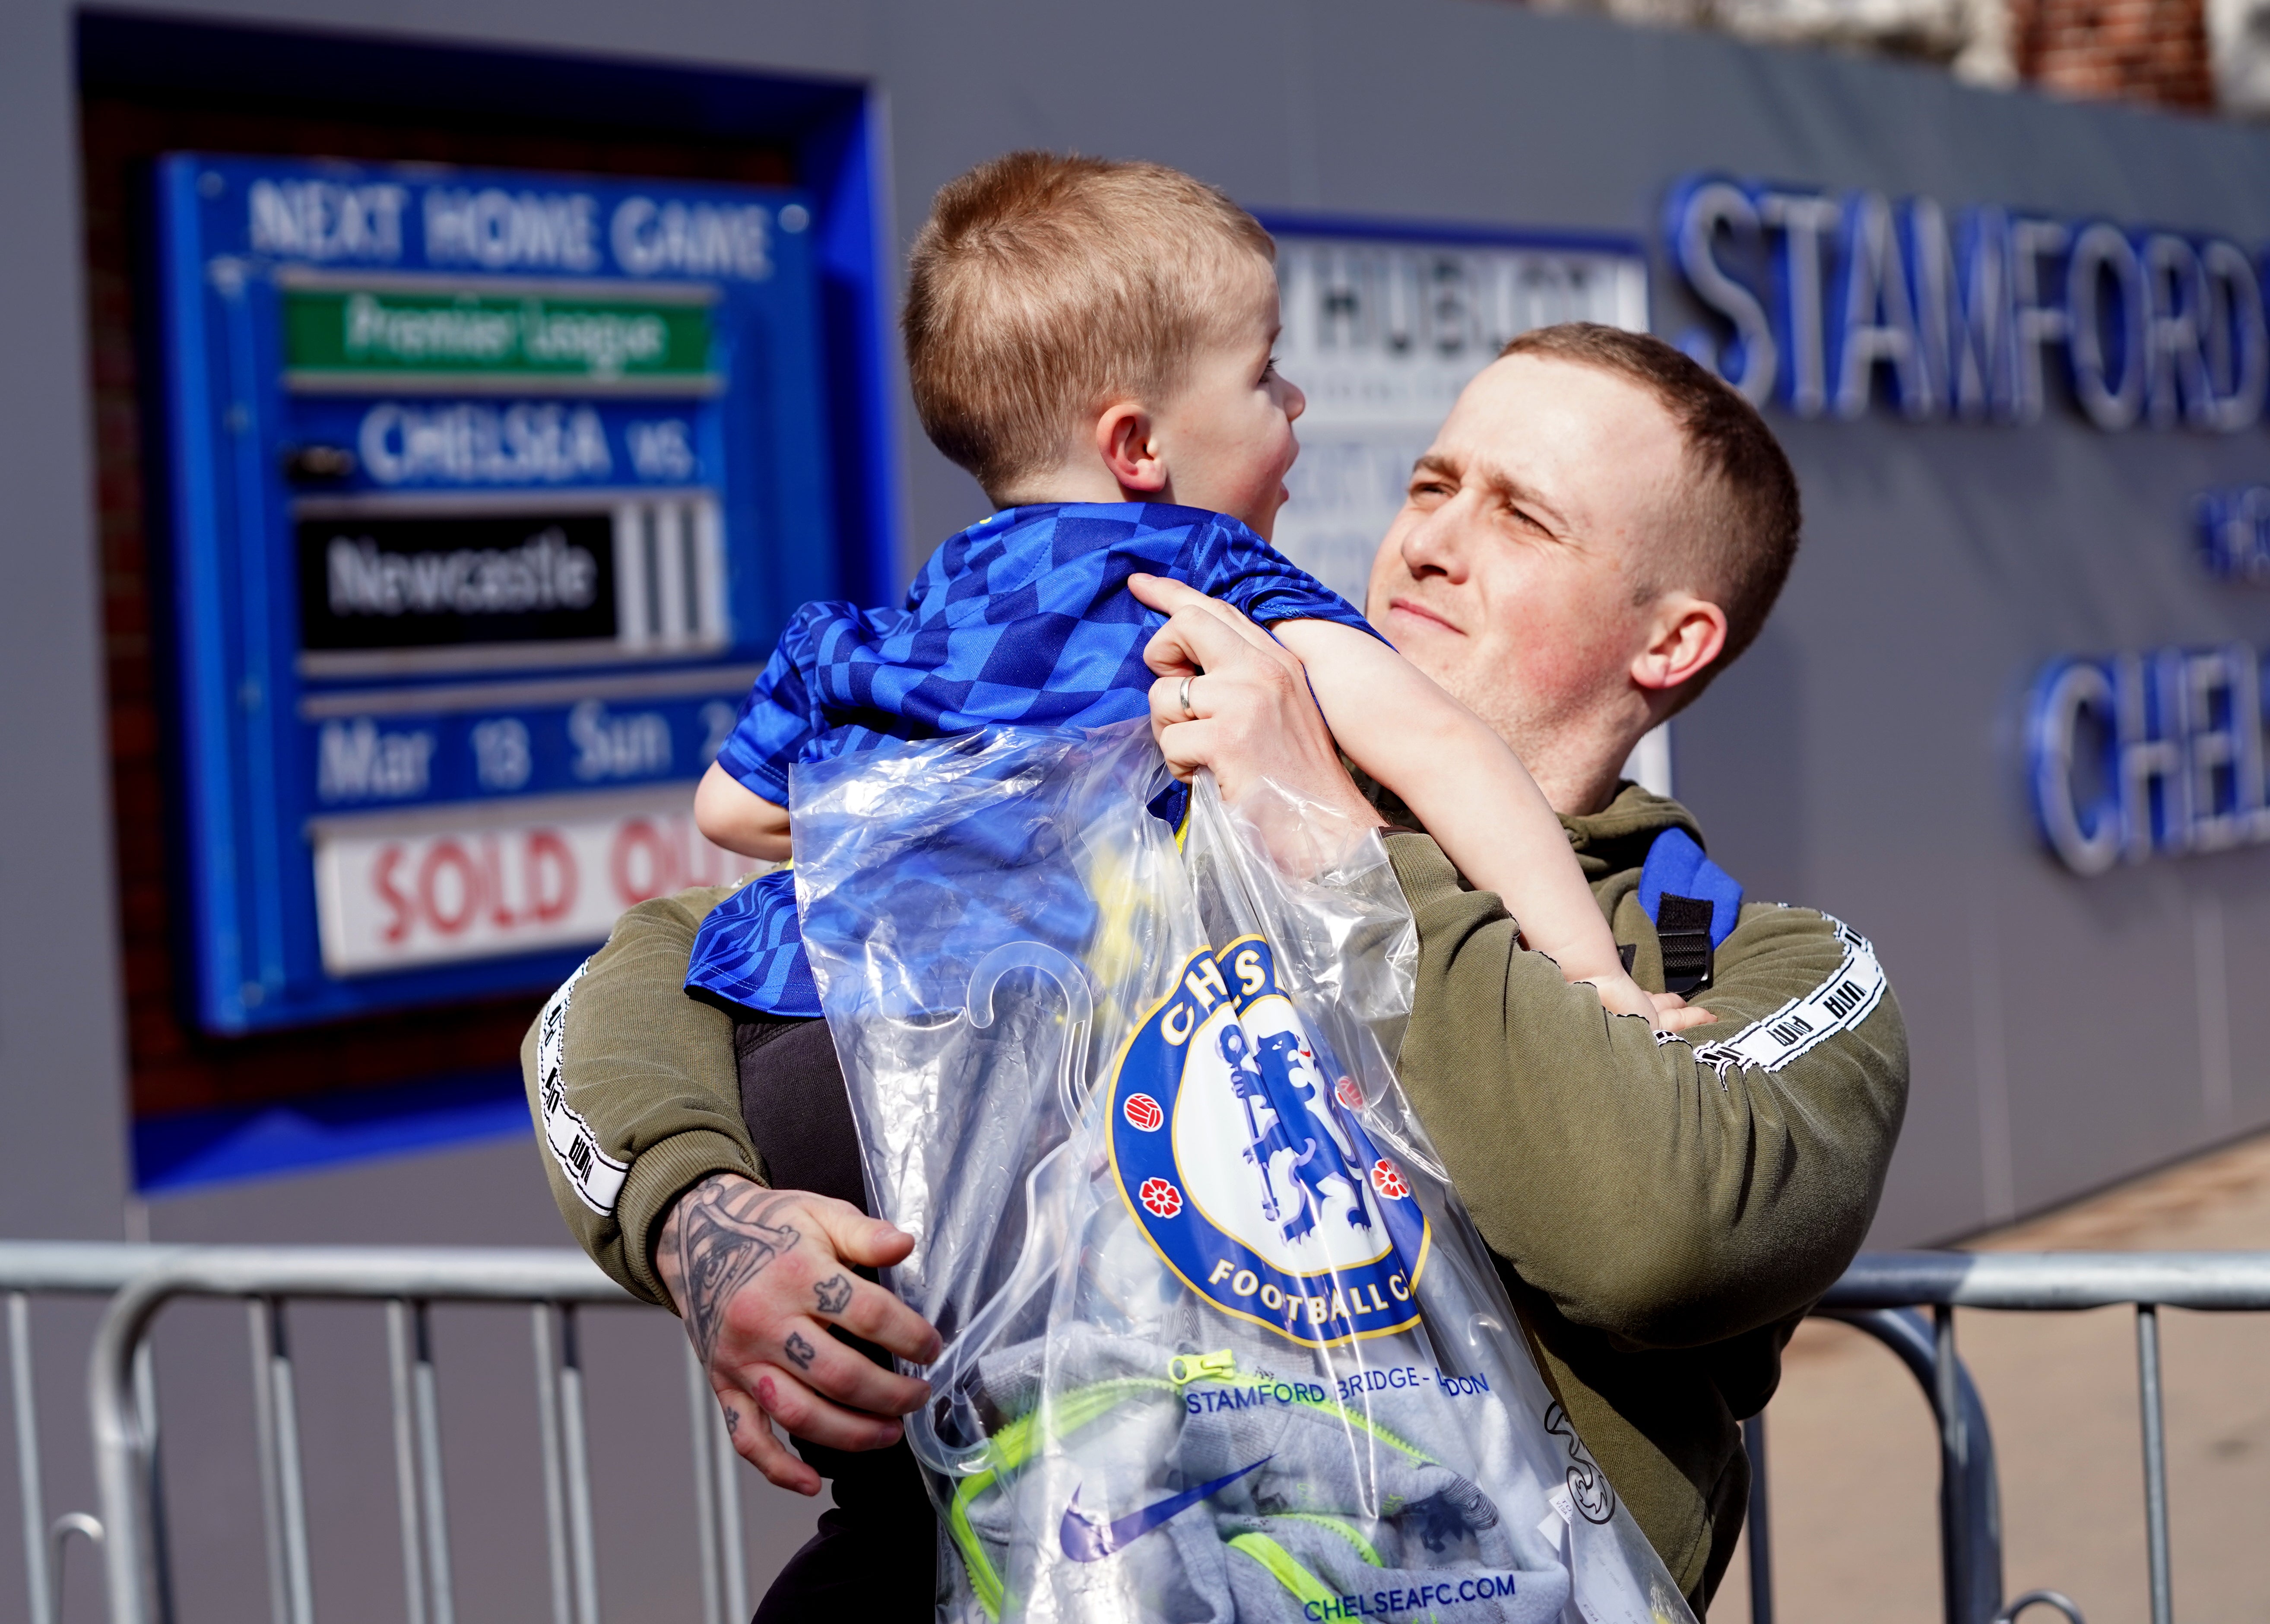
[685, 501, 1378, 1015]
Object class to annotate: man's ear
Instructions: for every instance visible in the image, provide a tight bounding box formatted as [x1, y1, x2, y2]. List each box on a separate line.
[1630, 592, 1728, 695]
[1097, 402, 1168, 495]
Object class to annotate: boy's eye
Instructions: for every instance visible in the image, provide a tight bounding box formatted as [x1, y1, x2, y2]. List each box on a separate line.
[1261, 355, 1280, 383]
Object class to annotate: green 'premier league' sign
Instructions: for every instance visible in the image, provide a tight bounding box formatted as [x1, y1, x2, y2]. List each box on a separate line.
[281, 278, 718, 392]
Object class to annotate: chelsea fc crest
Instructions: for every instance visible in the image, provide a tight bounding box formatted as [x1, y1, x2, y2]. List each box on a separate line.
[1108, 936, 1430, 1348]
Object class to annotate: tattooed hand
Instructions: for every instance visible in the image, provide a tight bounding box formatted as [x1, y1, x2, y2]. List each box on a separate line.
[656, 1173, 941, 1496]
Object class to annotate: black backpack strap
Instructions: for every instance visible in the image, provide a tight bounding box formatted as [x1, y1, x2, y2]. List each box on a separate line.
[1638, 827, 1744, 997]
[1655, 893, 1717, 996]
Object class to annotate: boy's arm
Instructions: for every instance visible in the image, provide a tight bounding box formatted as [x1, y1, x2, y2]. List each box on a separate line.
[1388, 837, 1909, 1347]
[1255, 615, 1653, 1018]
[1127, 573, 1635, 995]
[698, 603, 839, 860]
[694, 763, 792, 861]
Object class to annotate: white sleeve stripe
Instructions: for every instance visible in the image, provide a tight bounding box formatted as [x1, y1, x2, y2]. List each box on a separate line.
[535, 962, 630, 1215]
[1689, 917, 1887, 1075]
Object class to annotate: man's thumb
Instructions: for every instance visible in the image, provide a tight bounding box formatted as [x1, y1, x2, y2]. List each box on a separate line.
[825, 1212, 918, 1268]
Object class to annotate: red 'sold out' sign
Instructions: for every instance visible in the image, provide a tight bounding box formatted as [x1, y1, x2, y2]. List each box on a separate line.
[313, 792, 758, 974]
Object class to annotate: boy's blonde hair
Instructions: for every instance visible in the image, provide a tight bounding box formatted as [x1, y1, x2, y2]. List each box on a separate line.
[903, 152, 1275, 500]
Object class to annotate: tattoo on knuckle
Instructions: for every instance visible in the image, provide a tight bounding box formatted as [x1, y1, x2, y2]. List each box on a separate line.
[813, 1274, 853, 1316]
[782, 1330, 818, 1372]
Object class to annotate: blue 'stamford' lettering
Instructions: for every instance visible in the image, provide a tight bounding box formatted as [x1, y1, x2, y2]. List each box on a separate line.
[1667, 174, 2270, 435]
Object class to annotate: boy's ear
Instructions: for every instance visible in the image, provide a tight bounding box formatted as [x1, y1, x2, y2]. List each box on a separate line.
[1097, 402, 1168, 494]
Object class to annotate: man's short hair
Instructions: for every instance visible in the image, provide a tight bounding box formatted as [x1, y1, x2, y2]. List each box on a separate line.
[1498, 323, 1801, 705]
[903, 152, 1275, 500]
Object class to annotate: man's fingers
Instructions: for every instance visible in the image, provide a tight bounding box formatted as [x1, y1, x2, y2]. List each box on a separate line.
[750, 1366, 910, 1453]
[1148, 603, 1283, 677]
[795, 1204, 941, 1363]
[1129, 574, 1278, 651]
[1126, 571, 1211, 613]
[799, 1198, 917, 1271]
[1151, 717, 1224, 783]
[1131, 571, 1262, 634]
[1141, 619, 1202, 679]
[814, 1271, 943, 1364]
[716, 1388, 821, 1496]
[1149, 674, 1212, 726]
[752, 1316, 932, 1418]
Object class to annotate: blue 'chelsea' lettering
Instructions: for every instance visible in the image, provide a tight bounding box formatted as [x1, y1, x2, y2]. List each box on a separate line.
[2027, 644, 2270, 875]
[1667, 174, 2270, 432]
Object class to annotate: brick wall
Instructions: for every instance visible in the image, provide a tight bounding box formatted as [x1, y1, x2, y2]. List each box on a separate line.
[2010, 0, 2217, 106]
[79, 91, 789, 1134]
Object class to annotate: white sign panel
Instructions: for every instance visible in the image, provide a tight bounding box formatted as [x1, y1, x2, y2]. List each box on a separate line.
[313, 789, 760, 974]
[1268, 225, 1651, 606]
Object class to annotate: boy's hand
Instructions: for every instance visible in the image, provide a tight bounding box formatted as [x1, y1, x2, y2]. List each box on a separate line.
[1649, 989, 1720, 1033]
[1570, 973, 1718, 1034]
[656, 1173, 942, 1495]
[1585, 970, 1664, 1026]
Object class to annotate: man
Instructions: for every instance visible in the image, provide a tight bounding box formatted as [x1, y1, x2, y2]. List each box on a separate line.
[525, 324, 1908, 1617]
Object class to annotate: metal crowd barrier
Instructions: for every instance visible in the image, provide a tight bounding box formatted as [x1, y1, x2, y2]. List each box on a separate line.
[4, 1243, 2267, 1624]
[0, 1241, 754, 1624]
[1745, 1251, 2270, 1624]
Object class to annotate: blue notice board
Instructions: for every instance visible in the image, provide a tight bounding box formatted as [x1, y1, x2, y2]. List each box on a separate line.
[155, 155, 866, 1033]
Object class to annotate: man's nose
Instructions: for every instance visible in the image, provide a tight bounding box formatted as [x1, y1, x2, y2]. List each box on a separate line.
[1398, 495, 1471, 581]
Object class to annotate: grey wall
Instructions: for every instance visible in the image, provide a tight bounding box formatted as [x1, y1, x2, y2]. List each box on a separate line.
[0, 0, 133, 1247]
[10, 0, 2270, 1613]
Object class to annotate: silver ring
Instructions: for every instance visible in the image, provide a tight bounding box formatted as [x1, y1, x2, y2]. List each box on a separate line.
[1178, 676, 1198, 720]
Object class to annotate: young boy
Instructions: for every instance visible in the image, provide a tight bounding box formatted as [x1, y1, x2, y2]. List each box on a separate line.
[685, 151, 1662, 1028]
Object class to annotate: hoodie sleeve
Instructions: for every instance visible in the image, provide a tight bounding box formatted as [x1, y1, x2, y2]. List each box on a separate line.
[1383, 833, 1909, 1350]
[522, 885, 762, 1309]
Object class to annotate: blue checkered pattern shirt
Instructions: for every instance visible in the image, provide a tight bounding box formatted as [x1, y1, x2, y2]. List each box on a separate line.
[685, 502, 1376, 1015]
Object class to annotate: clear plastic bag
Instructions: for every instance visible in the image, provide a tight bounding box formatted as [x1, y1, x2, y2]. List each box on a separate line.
[792, 720, 1699, 1624]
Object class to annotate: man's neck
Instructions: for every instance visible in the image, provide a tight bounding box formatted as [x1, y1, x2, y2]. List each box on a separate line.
[1533, 756, 1630, 820]
[1509, 710, 1658, 820]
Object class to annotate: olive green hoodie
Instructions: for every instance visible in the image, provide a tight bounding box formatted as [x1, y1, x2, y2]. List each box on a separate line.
[523, 784, 1907, 1609]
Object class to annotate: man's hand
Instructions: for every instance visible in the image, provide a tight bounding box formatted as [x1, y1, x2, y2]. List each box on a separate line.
[657, 1173, 942, 1495]
[1127, 573, 1383, 836]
